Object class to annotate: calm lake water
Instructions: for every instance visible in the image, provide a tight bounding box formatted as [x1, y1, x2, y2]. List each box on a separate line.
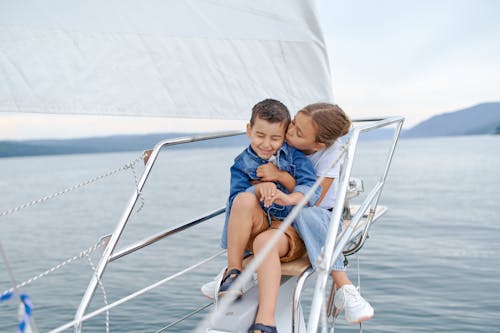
[1, 135, 499, 332]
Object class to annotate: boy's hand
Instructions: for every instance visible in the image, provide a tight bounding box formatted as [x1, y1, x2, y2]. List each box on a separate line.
[255, 182, 277, 208]
[257, 162, 296, 192]
[257, 163, 281, 181]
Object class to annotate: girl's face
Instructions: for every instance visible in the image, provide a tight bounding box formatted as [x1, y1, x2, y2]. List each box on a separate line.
[286, 112, 325, 155]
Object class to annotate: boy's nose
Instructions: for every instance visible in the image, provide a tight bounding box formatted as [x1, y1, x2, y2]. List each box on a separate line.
[263, 138, 271, 147]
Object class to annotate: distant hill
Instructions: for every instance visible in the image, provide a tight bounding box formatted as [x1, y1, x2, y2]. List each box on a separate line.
[403, 102, 500, 138]
[1, 102, 499, 157]
[360, 102, 500, 140]
[0, 132, 247, 158]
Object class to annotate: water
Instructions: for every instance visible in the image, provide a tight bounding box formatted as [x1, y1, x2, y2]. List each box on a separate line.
[1, 135, 499, 332]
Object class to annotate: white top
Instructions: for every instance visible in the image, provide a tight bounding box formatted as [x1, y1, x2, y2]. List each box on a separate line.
[307, 141, 343, 209]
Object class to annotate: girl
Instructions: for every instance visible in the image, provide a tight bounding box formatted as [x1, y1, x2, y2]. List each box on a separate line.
[258, 103, 374, 326]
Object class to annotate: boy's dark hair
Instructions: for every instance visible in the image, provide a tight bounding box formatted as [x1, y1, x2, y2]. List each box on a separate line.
[250, 99, 291, 128]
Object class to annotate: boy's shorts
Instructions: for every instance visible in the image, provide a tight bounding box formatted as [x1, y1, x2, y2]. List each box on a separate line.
[246, 210, 306, 263]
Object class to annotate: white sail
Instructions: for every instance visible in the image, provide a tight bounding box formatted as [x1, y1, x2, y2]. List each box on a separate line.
[0, 0, 333, 119]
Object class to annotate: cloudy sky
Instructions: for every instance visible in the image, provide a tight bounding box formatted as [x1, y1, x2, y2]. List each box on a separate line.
[319, 0, 499, 127]
[1, 0, 498, 140]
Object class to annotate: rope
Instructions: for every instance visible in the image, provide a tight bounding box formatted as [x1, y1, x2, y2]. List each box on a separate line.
[356, 255, 361, 292]
[356, 254, 363, 333]
[0, 292, 34, 333]
[0, 237, 108, 297]
[0, 238, 110, 332]
[86, 255, 110, 333]
[0, 240, 21, 300]
[0, 152, 147, 297]
[0, 154, 145, 219]
[48, 250, 226, 333]
[129, 160, 145, 213]
[0, 152, 147, 331]
[0, 240, 37, 332]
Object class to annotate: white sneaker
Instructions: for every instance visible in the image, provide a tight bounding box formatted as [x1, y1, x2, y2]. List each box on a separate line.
[201, 267, 226, 300]
[200, 267, 258, 300]
[334, 284, 374, 324]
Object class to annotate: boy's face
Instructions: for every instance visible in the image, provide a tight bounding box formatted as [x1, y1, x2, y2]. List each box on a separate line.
[286, 112, 325, 154]
[246, 116, 286, 159]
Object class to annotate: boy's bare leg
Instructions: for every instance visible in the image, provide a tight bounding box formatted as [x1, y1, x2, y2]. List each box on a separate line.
[252, 229, 290, 326]
[227, 192, 266, 272]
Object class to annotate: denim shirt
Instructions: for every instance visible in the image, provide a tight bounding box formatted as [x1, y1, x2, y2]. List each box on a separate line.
[220, 142, 321, 249]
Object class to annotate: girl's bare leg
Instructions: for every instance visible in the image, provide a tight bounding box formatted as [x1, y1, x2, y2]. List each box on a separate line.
[331, 270, 352, 288]
[252, 229, 289, 326]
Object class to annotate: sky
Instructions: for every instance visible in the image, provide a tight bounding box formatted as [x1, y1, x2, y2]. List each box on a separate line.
[1, 0, 499, 140]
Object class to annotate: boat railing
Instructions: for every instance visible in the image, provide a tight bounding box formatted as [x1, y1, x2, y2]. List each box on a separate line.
[217, 116, 404, 333]
[109, 206, 226, 262]
[201, 115, 404, 333]
[340, 116, 405, 256]
[305, 115, 404, 332]
[64, 116, 403, 333]
[69, 130, 245, 333]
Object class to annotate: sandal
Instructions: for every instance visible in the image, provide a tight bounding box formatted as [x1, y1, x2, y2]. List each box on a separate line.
[248, 323, 277, 333]
[217, 268, 243, 298]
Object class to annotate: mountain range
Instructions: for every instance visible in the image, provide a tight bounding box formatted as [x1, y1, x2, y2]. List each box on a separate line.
[403, 102, 500, 137]
[1, 102, 499, 158]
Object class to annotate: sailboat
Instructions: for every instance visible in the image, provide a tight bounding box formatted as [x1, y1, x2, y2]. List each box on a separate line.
[0, 1, 403, 332]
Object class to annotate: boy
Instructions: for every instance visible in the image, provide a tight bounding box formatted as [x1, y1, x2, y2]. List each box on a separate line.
[219, 99, 321, 332]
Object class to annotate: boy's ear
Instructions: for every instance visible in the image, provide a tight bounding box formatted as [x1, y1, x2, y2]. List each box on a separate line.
[246, 123, 252, 136]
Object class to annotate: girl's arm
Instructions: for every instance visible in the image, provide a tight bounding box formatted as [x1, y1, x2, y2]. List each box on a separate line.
[271, 190, 304, 206]
[256, 162, 296, 192]
[274, 176, 335, 207]
[316, 177, 334, 206]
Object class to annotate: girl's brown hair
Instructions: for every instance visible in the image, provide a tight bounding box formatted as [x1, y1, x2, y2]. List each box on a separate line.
[298, 103, 351, 147]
